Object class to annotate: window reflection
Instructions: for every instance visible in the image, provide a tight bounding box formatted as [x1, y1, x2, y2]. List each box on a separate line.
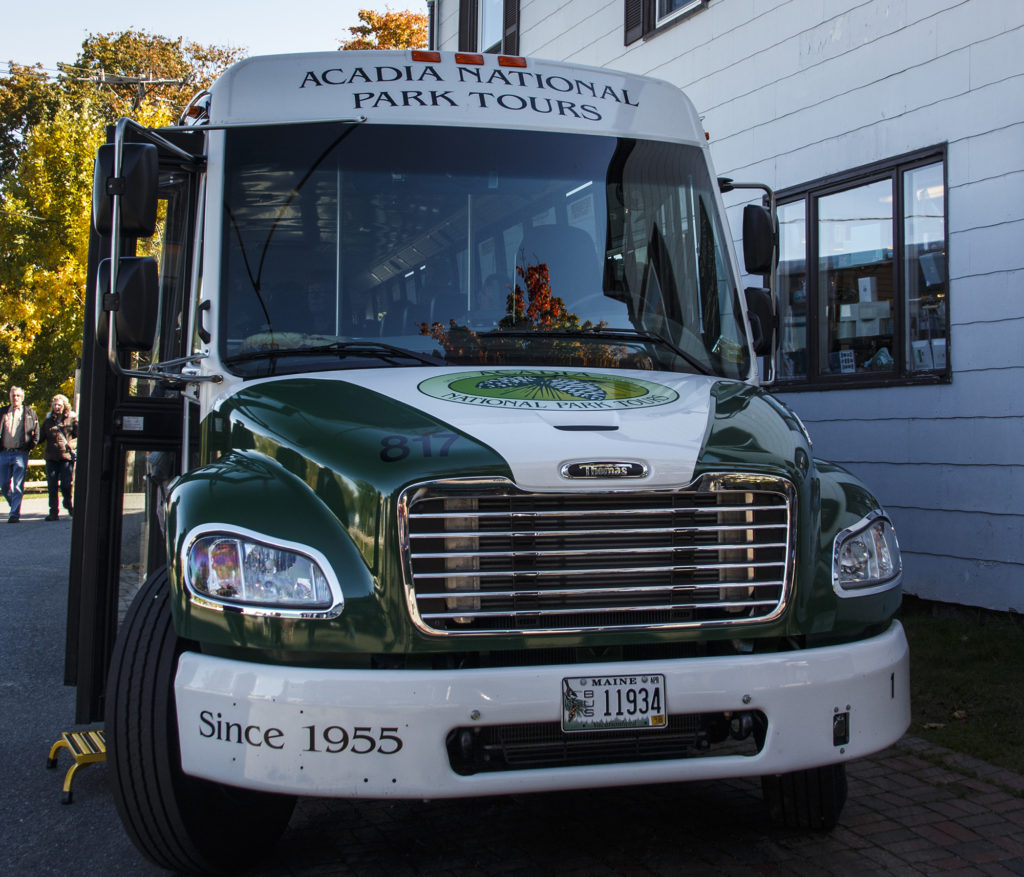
[817, 180, 894, 375]
[777, 200, 807, 379]
[219, 124, 749, 379]
[903, 163, 946, 372]
[774, 150, 948, 387]
[479, 0, 502, 52]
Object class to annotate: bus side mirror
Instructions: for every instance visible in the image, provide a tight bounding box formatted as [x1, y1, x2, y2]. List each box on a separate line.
[742, 203, 776, 276]
[745, 287, 775, 357]
[97, 257, 160, 351]
[92, 143, 159, 237]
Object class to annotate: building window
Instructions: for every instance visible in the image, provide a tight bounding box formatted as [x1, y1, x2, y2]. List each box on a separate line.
[775, 147, 949, 388]
[480, 0, 503, 52]
[625, 0, 707, 45]
[658, 0, 704, 25]
[460, 0, 519, 54]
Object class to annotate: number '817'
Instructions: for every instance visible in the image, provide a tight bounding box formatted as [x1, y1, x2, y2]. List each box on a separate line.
[380, 432, 458, 462]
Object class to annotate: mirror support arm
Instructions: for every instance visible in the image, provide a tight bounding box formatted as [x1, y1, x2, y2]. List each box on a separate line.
[104, 118, 221, 386]
[719, 178, 778, 385]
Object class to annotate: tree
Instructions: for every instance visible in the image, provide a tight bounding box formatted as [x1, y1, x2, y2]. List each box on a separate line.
[64, 30, 244, 121]
[0, 32, 242, 410]
[0, 80, 102, 408]
[339, 8, 429, 50]
[424, 264, 622, 367]
[0, 63, 60, 182]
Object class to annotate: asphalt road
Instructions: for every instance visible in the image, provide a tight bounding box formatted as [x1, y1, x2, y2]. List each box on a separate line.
[2, 494, 162, 876]
[4, 492, 1023, 876]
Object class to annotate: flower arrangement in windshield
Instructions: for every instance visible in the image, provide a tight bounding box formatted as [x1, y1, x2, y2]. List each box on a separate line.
[503, 262, 571, 330]
[422, 263, 635, 368]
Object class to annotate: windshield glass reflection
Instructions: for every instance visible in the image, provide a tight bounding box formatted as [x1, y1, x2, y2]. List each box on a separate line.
[219, 123, 749, 378]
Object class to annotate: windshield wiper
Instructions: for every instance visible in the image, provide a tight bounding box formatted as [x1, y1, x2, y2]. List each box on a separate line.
[483, 328, 713, 376]
[224, 340, 444, 367]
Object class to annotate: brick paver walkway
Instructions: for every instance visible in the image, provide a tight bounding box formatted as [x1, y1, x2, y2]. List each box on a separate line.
[249, 735, 1024, 876]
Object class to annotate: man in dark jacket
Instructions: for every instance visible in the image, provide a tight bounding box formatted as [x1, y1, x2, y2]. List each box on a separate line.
[0, 386, 40, 523]
[42, 393, 77, 521]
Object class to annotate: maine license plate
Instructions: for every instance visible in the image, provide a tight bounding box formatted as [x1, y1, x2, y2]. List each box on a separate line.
[561, 674, 667, 732]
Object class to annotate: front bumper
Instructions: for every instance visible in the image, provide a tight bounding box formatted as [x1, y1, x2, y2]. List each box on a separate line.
[175, 622, 909, 798]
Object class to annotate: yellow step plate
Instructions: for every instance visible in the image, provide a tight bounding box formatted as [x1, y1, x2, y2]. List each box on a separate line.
[46, 729, 106, 804]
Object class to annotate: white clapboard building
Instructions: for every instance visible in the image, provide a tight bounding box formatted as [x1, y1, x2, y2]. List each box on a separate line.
[431, 0, 1024, 611]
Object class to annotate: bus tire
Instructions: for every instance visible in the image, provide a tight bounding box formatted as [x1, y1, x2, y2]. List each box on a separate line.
[761, 762, 847, 831]
[106, 566, 296, 874]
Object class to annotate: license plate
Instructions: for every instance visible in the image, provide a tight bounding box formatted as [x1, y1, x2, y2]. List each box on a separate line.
[561, 674, 667, 732]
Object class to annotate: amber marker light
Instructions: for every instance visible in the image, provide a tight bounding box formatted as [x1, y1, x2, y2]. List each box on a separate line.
[411, 50, 442, 63]
[455, 53, 485, 65]
[498, 56, 528, 68]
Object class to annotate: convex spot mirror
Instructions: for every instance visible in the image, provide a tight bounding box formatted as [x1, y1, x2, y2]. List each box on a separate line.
[744, 287, 775, 357]
[742, 203, 776, 276]
[92, 143, 159, 237]
[97, 257, 159, 351]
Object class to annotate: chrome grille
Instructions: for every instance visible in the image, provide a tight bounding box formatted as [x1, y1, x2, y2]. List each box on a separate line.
[401, 474, 795, 636]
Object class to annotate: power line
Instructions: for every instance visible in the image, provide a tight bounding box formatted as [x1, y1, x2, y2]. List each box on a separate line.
[62, 69, 191, 109]
[2, 64, 192, 110]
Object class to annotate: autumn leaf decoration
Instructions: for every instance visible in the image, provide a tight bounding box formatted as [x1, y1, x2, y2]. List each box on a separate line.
[422, 262, 625, 367]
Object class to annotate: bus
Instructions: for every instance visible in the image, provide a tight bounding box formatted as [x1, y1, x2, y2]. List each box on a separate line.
[66, 49, 909, 873]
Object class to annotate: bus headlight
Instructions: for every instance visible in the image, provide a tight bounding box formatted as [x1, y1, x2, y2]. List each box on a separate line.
[832, 512, 902, 596]
[185, 530, 343, 617]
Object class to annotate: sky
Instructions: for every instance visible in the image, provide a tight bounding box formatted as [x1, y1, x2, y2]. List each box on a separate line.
[0, 0, 429, 76]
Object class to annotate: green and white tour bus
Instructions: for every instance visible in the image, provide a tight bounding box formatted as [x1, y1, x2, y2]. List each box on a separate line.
[66, 49, 909, 873]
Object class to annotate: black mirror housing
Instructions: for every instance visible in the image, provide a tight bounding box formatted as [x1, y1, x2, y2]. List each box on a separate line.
[92, 143, 159, 237]
[742, 203, 776, 276]
[745, 287, 776, 357]
[97, 257, 160, 351]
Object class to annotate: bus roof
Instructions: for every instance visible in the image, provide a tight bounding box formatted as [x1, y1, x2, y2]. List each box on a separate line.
[207, 50, 706, 144]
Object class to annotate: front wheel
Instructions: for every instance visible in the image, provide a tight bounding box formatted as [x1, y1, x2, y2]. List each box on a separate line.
[106, 566, 296, 874]
[761, 763, 848, 830]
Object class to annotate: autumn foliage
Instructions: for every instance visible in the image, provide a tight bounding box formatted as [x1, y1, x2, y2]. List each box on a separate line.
[0, 31, 241, 407]
[339, 9, 429, 50]
[423, 263, 626, 367]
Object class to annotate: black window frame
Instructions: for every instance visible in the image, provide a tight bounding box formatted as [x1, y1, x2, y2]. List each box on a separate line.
[459, 0, 520, 54]
[773, 145, 951, 391]
[625, 0, 708, 45]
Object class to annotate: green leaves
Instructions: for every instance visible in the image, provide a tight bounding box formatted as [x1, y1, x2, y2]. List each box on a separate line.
[0, 31, 243, 406]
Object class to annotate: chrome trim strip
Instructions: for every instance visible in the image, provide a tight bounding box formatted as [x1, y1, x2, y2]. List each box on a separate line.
[409, 503, 789, 519]
[411, 541, 788, 560]
[417, 582, 784, 599]
[411, 524, 786, 538]
[412, 561, 785, 579]
[423, 602, 780, 621]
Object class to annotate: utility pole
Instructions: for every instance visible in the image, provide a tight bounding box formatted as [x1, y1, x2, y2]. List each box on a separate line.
[68, 70, 189, 109]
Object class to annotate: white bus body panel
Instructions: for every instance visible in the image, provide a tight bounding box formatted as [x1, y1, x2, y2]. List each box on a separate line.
[175, 623, 910, 798]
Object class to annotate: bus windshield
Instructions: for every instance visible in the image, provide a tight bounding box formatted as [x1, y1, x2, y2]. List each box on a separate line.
[219, 122, 749, 379]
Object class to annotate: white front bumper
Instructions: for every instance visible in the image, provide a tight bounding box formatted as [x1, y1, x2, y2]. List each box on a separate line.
[175, 622, 910, 798]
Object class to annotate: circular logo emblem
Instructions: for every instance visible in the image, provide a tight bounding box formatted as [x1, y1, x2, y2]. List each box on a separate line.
[418, 370, 679, 411]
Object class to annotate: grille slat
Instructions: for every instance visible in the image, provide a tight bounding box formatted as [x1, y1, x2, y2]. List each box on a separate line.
[417, 584, 784, 602]
[412, 540, 788, 561]
[402, 475, 794, 635]
[412, 502, 788, 519]
[413, 561, 785, 579]
[412, 523, 785, 540]
[423, 601, 780, 620]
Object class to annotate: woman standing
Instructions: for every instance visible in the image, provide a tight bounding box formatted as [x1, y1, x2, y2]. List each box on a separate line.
[43, 394, 77, 521]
